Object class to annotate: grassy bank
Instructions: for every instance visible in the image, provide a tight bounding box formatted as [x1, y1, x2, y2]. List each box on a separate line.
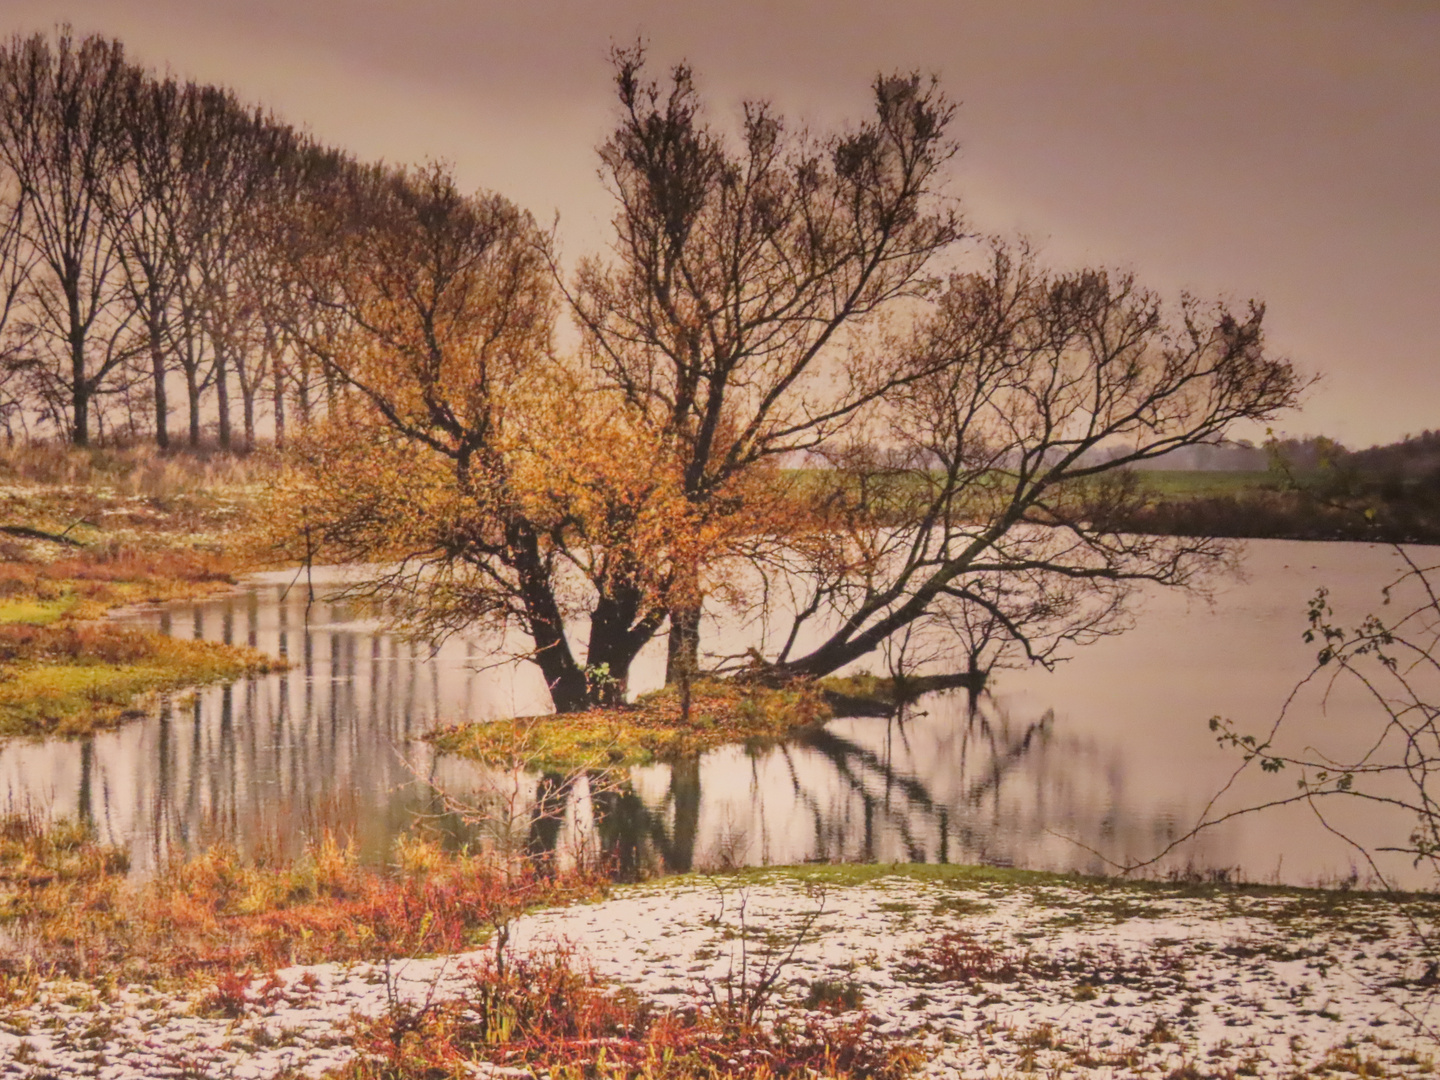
[0, 622, 281, 736]
[0, 546, 284, 738]
[429, 678, 837, 770]
[0, 442, 291, 737]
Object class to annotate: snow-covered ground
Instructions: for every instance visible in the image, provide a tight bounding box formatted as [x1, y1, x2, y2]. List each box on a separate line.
[1, 872, 1435, 1078]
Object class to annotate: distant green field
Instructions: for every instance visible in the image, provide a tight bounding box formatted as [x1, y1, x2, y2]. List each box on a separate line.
[784, 468, 1284, 502]
[1128, 470, 1281, 499]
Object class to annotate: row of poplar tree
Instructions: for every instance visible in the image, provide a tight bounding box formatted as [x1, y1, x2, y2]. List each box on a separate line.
[0, 27, 371, 449]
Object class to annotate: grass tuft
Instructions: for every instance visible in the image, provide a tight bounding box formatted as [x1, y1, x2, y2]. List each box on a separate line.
[339, 945, 924, 1080]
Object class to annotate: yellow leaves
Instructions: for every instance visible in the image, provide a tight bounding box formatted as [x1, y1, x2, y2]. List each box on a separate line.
[268, 161, 840, 646]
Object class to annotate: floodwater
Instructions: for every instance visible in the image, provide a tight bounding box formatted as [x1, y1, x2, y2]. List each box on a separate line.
[0, 539, 1434, 889]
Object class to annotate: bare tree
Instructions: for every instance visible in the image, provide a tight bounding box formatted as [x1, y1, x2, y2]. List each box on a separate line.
[761, 242, 1302, 682]
[0, 158, 36, 438]
[571, 50, 964, 682]
[0, 29, 140, 445]
[189, 94, 289, 451]
[112, 74, 193, 451]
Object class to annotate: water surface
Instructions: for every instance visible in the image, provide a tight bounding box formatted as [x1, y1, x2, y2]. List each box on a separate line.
[1, 540, 1432, 888]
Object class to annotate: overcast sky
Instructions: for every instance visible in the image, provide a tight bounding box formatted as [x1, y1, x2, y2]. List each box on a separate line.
[8, 0, 1436, 447]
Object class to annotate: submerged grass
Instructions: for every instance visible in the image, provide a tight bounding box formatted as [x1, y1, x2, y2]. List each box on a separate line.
[430, 678, 833, 769]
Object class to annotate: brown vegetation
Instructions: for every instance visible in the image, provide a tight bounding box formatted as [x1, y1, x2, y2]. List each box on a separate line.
[340, 946, 922, 1080]
[0, 809, 603, 987]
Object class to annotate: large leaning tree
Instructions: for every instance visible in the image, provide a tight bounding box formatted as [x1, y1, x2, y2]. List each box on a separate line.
[267, 55, 1302, 714]
[756, 242, 1301, 685]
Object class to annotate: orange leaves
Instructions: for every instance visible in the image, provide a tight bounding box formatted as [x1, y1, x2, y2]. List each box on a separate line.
[288, 164, 557, 450]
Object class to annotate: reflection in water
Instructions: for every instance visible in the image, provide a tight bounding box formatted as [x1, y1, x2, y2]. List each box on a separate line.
[551, 694, 1239, 881]
[0, 541, 1431, 888]
[0, 583, 492, 872]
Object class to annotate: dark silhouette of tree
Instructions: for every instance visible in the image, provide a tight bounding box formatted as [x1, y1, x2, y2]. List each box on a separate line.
[763, 243, 1301, 682]
[0, 29, 140, 445]
[572, 50, 964, 682]
[0, 154, 36, 437]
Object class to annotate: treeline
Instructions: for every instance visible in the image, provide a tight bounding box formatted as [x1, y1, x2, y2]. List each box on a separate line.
[0, 28, 375, 450]
[1104, 433, 1440, 544]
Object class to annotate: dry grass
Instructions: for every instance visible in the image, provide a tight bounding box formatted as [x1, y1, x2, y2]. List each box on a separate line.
[0, 440, 277, 564]
[0, 439, 275, 497]
[339, 946, 923, 1080]
[0, 809, 606, 990]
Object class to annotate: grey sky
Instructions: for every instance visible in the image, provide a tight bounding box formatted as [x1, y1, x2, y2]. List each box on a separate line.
[8, 0, 1437, 446]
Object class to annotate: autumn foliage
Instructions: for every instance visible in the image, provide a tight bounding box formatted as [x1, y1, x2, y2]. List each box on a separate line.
[253, 52, 1301, 715]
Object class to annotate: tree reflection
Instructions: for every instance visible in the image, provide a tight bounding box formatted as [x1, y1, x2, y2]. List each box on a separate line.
[15, 583, 1236, 882]
[538, 692, 1068, 874]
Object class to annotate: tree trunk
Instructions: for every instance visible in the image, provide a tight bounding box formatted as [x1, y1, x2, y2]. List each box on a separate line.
[240, 368, 255, 453]
[587, 599, 639, 707]
[71, 388, 89, 446]
[587, 576, 668, 707]
[665, 604, 701, 685]
[509, 527, 589, 712]
[215, 350, 231, 450]
[69, 313, 89, 446]
[297, 352, 312, 428]
[149, 322, 169, 451]
[272, 357, 285, 450]
[186, 365, 201, 447]
[529, 624, 588, 713]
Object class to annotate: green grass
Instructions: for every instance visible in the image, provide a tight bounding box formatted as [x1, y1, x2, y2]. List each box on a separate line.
[0, 624, 285, 737]
[430, 678, 832, 770]
[0, 595, 81, 626]
[1128, 469, 1282, 499]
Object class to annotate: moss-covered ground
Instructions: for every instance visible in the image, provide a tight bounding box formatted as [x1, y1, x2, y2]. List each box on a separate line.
[429, 677, 837, 769]
[0, 621, 282, 736]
